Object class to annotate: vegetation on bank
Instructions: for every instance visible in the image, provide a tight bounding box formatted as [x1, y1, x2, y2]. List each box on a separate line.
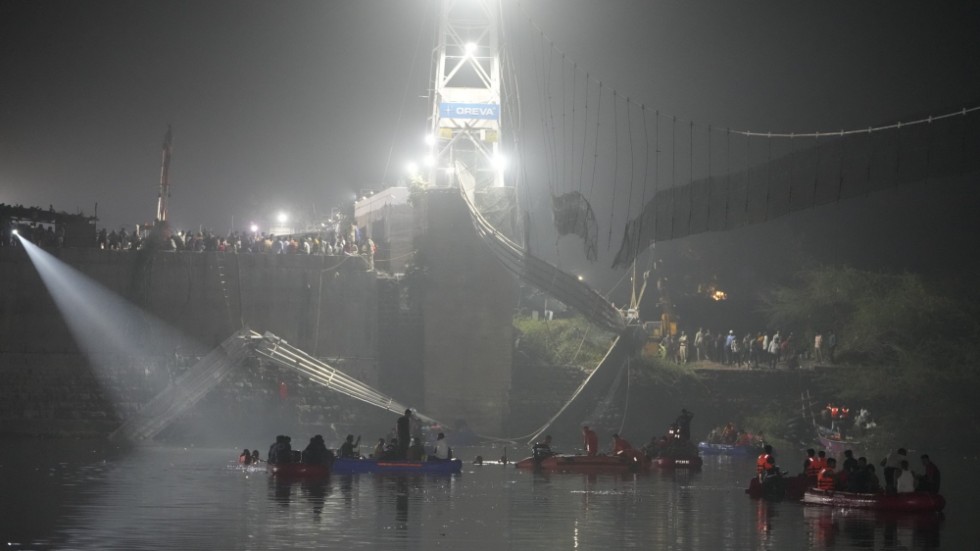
[762, 265, 980, 449]
[513, 316, 612, 371]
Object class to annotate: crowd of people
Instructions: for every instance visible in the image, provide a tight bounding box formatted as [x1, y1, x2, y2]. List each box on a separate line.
[661, 328, 839, 369]
[246, 410, 455, 468]
[756, 445, 941, 495]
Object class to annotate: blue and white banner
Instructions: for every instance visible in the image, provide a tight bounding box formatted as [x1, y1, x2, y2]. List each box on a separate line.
[439, 103, 500, 120]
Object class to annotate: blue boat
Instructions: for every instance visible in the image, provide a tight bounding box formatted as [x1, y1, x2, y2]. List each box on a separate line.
[697, 441, 761, 456]
[331, 457, 463, 474]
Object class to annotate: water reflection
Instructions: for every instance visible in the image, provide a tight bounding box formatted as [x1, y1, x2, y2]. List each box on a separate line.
[266, 475, 332, 518]
[1, 442, 965, 550]
[803, 506, 943, 550]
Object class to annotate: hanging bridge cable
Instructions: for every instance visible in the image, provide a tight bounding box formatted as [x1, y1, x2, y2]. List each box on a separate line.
[625, 98, 636, 246]
[764, 134, 773, 219]
[836, 134, 846, 202]
[571, 63, 581, 193]
[787, 135, 797, 209]
[724, 129, 731, 228]
[705, 125, 712, 229]
[687, 121, 695, 234]
[634, 104, 650, 289]
[742, 133, 751, 218]
[607, 90, 620, 250]
[630, 103, 650, 286]
[561, 54, 569, 192]
[589, 81, 603, 199]
[578, 72, 589, 196]
[380, 3, 430, 187]
[811, 134, 821, 206]
[865, 126, 874, 193]
[894, 120, 902, 189]
[542, 33, 558, 197]
[618, 356, 631, 435]
[546, 41, 561, 196]
[670, 116, 677, 239]
[654, 111, 660, 240]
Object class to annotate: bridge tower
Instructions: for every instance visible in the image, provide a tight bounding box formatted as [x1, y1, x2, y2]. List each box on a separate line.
[427, 0, 505, 191]
[402, 0, 517, 436]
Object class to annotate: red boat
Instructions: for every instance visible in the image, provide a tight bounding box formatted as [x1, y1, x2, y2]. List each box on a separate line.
[803, 488, 946, 512]
[266, 462, 330, 478]
[515, 454, 650, 473]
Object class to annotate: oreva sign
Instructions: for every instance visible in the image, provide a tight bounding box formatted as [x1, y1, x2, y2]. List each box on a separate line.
[440, 103, 500, 120]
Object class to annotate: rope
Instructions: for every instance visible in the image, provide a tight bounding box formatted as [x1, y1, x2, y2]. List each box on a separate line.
[513, 2, 979, 140]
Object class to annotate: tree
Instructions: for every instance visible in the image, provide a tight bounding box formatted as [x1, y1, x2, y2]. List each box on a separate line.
[762, 265, 980, 446]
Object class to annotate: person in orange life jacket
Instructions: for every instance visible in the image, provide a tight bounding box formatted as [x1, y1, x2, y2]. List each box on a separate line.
[611, 433, 634, 455]
[803, 448, 819, 480]
[582, 426, 599, 456]
[756, 445, 774, 481]
[812, 450, 828, 475]
[761, 455, 781, 481]
[817, 457, 839, 490]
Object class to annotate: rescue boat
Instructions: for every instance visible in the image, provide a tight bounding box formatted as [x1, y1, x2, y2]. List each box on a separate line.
[514, 454, 650, 473]
[331, 457, 462, 474]
[802, 488, 946, 512]
[266, 462, 330, 478]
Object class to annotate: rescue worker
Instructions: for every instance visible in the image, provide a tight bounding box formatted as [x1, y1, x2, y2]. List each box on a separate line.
[817, 457, 838, 491]
[339, 434, 361, 459]
[532, 435, 555, 462]
[756, 445, 774, 482]
[803, 448, 819, 481]
[611, 433, 635, 456]
[582, 425, 599, 456]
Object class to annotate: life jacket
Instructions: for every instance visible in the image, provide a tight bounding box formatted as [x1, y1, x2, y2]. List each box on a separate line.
[756, 453, 771, 475]
[817, 467, 836, 490]
[804, 457, 820, 478]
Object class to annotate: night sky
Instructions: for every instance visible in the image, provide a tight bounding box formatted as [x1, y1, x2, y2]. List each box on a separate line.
[3, 1, 979, 299]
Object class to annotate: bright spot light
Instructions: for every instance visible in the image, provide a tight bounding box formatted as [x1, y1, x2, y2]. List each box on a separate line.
[250, 224, 258, 233]
[493, 153, 508, 172]
[406, 161, 419, 175]
[712, 290, 728, 301]
[277, 212, 288, 224]
[11, 229, 17, 235]
[423, 155, 435, 167]
[16, 238, 191, 415]
[577, 274, 584, 281]
[424, 134, 436, 146]
[465, 42, 478, 56]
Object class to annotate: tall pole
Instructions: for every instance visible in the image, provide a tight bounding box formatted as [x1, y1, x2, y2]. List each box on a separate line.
[156, 125, 173, 223]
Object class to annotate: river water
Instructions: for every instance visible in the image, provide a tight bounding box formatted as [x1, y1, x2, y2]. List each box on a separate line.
[0, 440, 968, 550]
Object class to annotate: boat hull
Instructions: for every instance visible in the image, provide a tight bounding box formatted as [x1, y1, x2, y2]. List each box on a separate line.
[803, 488, 945, 512]
[266, 462, 330, 478]
[652, 455, 703, 469]
[331, 458, 462, 474]
[514, 454, 650, 473]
